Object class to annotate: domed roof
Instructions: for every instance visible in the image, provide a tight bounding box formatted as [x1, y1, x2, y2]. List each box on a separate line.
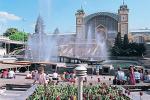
[84, 12, 120, 23]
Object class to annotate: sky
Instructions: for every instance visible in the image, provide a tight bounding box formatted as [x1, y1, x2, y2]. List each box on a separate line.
[0, 0, 150, 34]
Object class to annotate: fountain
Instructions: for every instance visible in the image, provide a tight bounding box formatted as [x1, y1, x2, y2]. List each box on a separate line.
[26, 16, 58, 62]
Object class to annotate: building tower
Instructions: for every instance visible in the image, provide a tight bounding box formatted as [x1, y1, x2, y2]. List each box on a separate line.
[118, 0, 129, 37]
[75, 7, 85, 40]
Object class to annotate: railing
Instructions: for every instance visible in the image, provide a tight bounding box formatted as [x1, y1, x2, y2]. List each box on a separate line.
[15, 84, 37, 100]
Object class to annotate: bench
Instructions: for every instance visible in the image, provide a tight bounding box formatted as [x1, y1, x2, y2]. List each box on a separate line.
[112, 85, 150, 91]
[123, 85, 150, 91]
[6, 84, 31, 90]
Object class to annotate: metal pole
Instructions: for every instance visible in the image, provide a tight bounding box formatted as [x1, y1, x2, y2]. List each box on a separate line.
[78, 77, 83, 100]
[75, 65, 87, 100]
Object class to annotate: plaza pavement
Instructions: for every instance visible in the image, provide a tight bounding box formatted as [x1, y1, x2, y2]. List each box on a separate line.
[0, 74, 150, 100]
[0, 73, 34, 100]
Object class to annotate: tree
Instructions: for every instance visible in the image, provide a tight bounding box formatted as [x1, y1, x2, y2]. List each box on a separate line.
[114, 32, 122, 48]
[3, 28, 19, 37]
[9, 31, 28, 41]
[123, 34, 129, 49]
[111, 32, 123, 56]
[111, 33, 146, 57]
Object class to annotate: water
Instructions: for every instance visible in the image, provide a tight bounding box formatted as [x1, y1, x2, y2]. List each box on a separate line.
[26, 16, 58, 62]
[85, 25, 108, 60]
[96, 32, 108, 60]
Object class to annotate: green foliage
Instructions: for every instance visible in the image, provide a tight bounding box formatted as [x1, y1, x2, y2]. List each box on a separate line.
[123, 34, 129, 49]
[3, 27, 29, 41]
[111, 33, 146, 57]
[3, 28, 19, 37]
[114, 32, 122, 48]
[9, 31, 28, 41]
[28, 84, 130, 100]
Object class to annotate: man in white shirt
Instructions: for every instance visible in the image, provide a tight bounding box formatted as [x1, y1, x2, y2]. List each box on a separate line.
[8, 70, 15, 79]
[115, 68, 125, 85]
[52, 71, 58, 80]
[134, 69, 141, 83]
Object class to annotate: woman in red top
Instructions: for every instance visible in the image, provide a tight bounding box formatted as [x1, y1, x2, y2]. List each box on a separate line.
[2, 69, 8, 78]
[129, 66, 136, 85]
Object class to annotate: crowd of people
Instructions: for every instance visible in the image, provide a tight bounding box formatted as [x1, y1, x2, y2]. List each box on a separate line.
[113, 66, 150, 85]
[0, 69, 15, 79]
[26, 66, 76, 85]
[61, 72, 76, 82]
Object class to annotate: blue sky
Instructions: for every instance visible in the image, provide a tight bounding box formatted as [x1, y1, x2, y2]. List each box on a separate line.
[0, 0, 150, 34]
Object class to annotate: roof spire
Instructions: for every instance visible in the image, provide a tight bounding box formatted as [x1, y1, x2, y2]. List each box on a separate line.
[81, 5, 83, 10]
[123, 0, 125, 5]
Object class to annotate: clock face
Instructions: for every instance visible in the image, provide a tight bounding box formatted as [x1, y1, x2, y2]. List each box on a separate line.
[77, 19, 82, 24]
[121, 15, 128, 21]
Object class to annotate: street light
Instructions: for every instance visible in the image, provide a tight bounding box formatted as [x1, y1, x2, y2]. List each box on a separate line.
[75, 64, 87, 100]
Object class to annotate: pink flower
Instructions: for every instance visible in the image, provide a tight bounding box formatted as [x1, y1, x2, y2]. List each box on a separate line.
[56, 96, 60, 100]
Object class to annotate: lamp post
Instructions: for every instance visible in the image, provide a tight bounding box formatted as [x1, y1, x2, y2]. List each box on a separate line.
[75, 64, 87, 100]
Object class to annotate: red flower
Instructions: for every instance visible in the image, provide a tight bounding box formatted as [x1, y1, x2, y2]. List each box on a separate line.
[97, 96, 101, 100]
[119, 91, 123, 96]
[83, 93, 87, 98]
[89, 95, 93, 100]
[70, 95, 74, 100]
[109, 95, 113, 100]
[56, 96, 60, 100]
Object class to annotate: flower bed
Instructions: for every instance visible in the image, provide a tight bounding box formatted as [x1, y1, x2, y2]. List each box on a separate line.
[27, 83, 130, 100]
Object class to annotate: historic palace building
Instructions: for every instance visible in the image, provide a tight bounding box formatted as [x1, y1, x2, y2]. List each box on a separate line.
[28, 3, 130, 61]
[56, 3, 129, 59]
[75, 3, 129, 43]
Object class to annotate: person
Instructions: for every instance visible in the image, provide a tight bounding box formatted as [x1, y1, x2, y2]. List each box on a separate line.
[115, 68, 125, 85]
[134, 69, 140, 83]
[33, 66, 48, 85]
[1, 69, 8, 78]
[144, 71, 150, 83]
[144, 70, 148, 80]
[8, 70, 15, 79]
[31, 70, 37, 79]
[26, 71, 32, 79]
[52, 71, 58, 80]
[65, 72, 70, 81]
[129, 66, 136, 85]
[139, 69, 143, 81]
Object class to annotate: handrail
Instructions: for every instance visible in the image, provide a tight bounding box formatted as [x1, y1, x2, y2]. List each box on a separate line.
[15, 84, 37, 100]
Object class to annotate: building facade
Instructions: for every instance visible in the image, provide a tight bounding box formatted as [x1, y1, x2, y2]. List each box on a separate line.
[76, 3, 129, 42]
[129, 30, 150, 43]
[28, 3, 130, 61]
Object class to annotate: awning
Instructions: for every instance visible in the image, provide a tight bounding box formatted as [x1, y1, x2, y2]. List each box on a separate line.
[0, 63, 26, 69]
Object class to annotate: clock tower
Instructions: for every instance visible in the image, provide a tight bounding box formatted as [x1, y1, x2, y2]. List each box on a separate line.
[118, 1, 129, 37]
[75, 7, 85, 39]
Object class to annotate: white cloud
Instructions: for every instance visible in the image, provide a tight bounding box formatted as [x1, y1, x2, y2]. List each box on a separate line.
[0, 11, 21, 21]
